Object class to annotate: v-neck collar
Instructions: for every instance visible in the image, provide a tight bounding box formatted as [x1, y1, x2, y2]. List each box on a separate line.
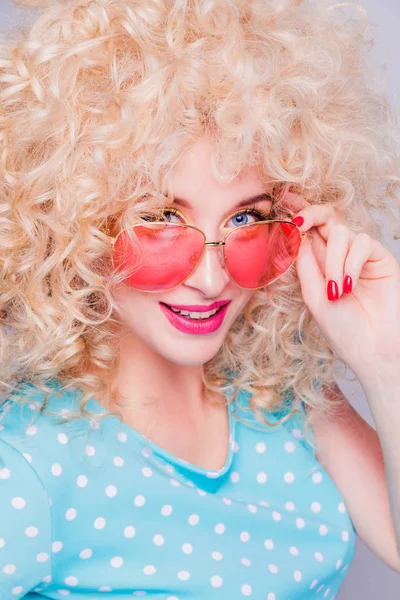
[85, 386, 238, 492]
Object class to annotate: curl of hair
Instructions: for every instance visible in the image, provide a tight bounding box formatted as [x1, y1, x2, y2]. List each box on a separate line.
[0, 0, 399, 453]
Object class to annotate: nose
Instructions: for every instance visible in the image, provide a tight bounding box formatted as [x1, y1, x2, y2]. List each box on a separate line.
[182, 242, 230, 295]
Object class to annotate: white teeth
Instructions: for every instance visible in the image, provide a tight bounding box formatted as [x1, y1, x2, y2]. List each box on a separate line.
[168, 306, 220, 319]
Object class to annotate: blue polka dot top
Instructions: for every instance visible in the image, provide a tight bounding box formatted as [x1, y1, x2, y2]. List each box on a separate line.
[0, 379, 355, 599]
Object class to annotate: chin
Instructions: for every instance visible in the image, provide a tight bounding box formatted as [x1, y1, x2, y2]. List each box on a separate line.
[156, 338, 225, 367]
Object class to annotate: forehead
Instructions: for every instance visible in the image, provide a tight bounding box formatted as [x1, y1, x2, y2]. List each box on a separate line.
[164, 139, 271, 204]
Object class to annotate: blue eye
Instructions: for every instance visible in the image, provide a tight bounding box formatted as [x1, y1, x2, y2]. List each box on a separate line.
[161, 208, 184, 223]
[227, 208, 270, 228]
[159, 206, 271, 226]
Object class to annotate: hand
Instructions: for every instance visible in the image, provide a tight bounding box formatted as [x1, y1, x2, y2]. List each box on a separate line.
[286, 192, 400, 386]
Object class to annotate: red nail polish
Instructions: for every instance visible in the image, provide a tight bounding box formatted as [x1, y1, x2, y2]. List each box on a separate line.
[291, 216, 304, 228]
[343, 275, 352, 294]
[327, 280, 339, 301]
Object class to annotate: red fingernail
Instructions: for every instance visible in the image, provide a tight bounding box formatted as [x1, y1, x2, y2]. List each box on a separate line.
[327, 280, 339, 301]
[291, 216, 304, 228]
[343, 275, 352, 294]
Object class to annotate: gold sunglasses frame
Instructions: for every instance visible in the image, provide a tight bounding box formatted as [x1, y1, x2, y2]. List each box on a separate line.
[107, 216, 308, 292]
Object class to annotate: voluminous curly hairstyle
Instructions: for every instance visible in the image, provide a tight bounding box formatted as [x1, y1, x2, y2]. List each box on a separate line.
[0, 0, 399, 445]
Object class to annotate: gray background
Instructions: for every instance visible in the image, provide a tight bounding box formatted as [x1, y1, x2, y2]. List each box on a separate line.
[0, 0, 399, 597]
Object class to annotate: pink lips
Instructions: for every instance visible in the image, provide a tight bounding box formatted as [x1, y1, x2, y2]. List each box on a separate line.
[162, 300, 230, 312]
[159, 301, 231, 334]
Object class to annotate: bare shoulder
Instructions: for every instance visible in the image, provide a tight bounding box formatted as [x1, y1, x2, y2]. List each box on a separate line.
[305, 382, 400, 574]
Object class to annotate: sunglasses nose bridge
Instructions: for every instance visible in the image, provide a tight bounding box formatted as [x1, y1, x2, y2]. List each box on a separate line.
[204, 240, 226, 268]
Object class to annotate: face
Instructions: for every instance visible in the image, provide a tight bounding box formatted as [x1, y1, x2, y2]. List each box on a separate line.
[113, 138, 274, 367]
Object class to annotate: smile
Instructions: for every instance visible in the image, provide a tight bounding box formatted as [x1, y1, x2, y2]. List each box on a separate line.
[159, 302, 231, 335]
[166, 306, 220, 319]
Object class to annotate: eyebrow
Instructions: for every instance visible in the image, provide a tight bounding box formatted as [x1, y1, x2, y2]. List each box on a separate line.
[167, 192, 273, 211]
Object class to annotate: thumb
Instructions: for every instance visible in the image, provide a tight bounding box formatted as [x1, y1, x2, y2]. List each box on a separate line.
[295, 234, 325, 308]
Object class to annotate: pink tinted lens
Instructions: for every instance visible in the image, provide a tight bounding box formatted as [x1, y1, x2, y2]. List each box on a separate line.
[112, 224, 205, 291]
[224, 221, 301, 288]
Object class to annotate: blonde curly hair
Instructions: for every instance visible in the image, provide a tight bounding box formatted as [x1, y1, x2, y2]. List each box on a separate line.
[0, 0, 399, 449]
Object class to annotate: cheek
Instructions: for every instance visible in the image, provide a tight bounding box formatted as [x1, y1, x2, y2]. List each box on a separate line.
[114, 283, 154, 307]
[236, 290, 256, 312]
[113, 286, 155, 325]
[222, 290, 255, 329]
[116, 296, 164, 350]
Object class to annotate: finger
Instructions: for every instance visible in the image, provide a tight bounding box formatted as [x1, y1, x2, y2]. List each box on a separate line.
[325, 224, 351, 298]
[295, 233, 326, 309]
[308, 229, 327, 275]
[343, 233, 377, 291]
[294, 203, 338, 235]
[347, 234, 397, 263]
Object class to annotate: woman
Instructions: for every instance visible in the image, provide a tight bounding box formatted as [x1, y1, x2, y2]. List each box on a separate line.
[0, 0, 399, 598]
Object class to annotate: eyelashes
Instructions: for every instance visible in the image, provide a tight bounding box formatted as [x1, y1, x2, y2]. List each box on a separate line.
[233, 207, 271, 221]
[160, 205, 274, 224]
[140, 200, 278, 226]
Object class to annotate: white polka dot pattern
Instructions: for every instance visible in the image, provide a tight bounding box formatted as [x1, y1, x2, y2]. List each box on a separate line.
[0, 430, 52, 596]
[0, 385, 356, 598]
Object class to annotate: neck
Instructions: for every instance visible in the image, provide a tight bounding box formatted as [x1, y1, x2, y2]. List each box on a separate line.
[90, 331, 222, 421]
